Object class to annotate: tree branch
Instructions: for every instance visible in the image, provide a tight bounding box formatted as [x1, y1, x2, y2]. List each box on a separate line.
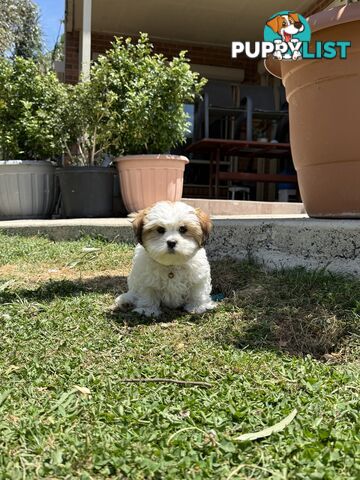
[64, 143, 75, 164]
[77, 141, 87, 165]
[91, 125, 97, 165]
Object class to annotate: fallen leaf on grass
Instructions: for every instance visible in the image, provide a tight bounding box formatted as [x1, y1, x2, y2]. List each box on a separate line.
[159, 322, 178, 328]
[0, 280, 15, 292]
[0, 390, 10, 407]
[235, 409, 297, 441]
[67, 250, 99, 269]
[66, 260, 82, 269]
[74, 385, 91, 395]
[6, 414, 20, 424]
[204, 429, 218, 446]
[178, 410, 190, 419]
[323, 353, 343, 364]
[5, 365, 21, 374]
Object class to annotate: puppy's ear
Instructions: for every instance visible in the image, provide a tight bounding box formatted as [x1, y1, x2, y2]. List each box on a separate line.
[266, 16, 281, 33]
[289, 12, 300, 23]
[195, 208, 212, 246]
[132, 208, 148, 244]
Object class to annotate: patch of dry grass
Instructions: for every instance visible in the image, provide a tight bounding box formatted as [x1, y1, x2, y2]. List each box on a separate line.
[210, 260, 360, 360]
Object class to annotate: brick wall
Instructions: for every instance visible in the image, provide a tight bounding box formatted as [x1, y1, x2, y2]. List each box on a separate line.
[64, 31, 80, 84]
[65, 31, 259, 84]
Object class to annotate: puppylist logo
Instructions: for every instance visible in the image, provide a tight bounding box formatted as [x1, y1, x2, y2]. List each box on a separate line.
[264, 11, 310, 60]
[232, 10, 351, 61]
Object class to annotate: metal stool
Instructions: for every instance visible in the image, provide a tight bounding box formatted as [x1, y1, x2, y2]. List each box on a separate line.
[228, 186, 251, 200]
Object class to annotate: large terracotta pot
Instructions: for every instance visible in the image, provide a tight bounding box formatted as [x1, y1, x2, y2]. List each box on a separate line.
[114, 154, 189, 212]
[265, 4, 360, 218]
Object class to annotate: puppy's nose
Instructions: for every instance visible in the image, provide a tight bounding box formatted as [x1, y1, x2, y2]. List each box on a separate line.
[294, 21, 302, 29]
[167, 240, 177, 249]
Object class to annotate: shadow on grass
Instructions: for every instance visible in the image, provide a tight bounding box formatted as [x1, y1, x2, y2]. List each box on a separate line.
[0, 275, 128, 303]
[210, 260, 360, 359]
[107, 307, 194, 329]
[1, 259, 359, 359]
[0, 272, 207, 331]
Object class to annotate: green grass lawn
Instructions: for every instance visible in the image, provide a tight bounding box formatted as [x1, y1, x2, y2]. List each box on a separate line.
[0, 233, 359, 479]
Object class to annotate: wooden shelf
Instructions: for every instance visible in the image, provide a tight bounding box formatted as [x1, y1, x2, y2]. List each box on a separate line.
[218, 172, 297, 183]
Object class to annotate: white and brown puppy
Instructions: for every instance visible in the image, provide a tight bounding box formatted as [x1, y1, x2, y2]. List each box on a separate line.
[115, 201, 216, 317]
[266, 13, 304, 43]
[266, 13, 304, 60]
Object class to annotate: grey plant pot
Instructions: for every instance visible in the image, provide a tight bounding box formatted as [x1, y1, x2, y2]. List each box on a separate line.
[57, 166, 116, 218]
[0, 160, 58, 219]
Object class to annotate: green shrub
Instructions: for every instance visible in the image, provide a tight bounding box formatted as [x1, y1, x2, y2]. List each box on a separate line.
[0, 35, 206, 164]
[65, 33, 207, 165]
[0, 57, 68, 160]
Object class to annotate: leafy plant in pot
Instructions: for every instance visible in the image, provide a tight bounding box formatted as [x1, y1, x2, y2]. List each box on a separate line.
[88, 33, 207, 213]
[57, 79, 118, 218]
[0, 57, 67, 219]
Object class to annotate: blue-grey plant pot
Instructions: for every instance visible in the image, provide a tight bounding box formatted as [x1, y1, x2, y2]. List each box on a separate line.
[0, 160, 58, 219]
[57, 166, 116, 218]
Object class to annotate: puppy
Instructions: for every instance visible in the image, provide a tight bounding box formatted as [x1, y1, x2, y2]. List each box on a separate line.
[266, 13, 304, 60]
[114, 201, 216, 317]
[266, 13, 304, 43]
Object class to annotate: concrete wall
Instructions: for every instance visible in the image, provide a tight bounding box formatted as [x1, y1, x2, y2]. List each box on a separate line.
[1, 217, 360, 277]
[207, 218, 360, 277]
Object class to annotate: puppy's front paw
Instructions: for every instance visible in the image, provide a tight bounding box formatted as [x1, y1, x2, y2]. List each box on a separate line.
[184, 301, 217, 314]
[292, 51, 302, 60]
[113, 293, 134, 312]
[133, 307, 161, 318]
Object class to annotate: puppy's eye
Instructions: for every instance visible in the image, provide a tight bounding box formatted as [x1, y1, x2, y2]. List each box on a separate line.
[179, 226, 187, 234]
[282, 21, 287, 26]
[157, 226, 165, 234]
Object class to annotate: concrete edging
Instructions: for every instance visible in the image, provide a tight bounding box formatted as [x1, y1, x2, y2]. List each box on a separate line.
[0, 217, 360, 276]
[208, 218, 360, 277]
